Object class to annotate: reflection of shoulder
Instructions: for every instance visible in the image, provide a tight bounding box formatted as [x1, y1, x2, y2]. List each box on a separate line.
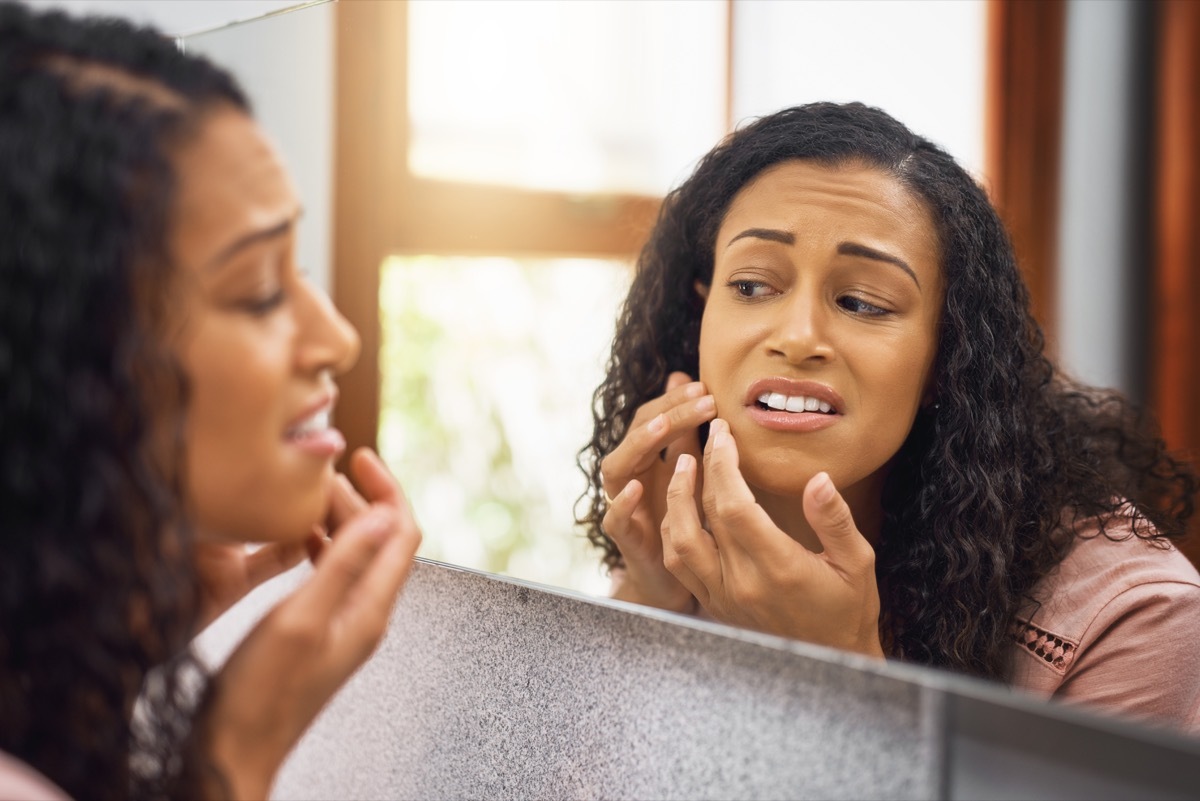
[1016, 509, 1200, 651]
[1007, 508, 1200, 731]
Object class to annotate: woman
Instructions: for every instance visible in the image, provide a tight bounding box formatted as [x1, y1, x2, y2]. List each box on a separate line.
[0, 3, 421, 798]
[580, 102, 1200, 731]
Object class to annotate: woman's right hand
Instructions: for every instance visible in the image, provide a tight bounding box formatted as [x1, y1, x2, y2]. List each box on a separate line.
[600, 371, 716, 613]
[199, 448, 421, 800]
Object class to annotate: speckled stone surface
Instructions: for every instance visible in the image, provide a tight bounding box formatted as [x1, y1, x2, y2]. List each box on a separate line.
[270, 560, 940, 800]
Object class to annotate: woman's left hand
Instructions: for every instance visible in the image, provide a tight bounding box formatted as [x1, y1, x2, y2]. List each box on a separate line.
[661, 418, 884, 658]
[199, 448, 421, 800]
[193, 535, 314, 632]
[193, 473, 368, 631]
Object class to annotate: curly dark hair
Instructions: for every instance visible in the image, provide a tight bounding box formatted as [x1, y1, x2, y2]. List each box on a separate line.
[0, 3, 249, 797]
[578, 102, 1197, 681]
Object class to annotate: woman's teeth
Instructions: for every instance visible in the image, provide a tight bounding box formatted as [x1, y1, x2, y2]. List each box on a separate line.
[757, 392, 834, 414]
[288, 409, 331, 438]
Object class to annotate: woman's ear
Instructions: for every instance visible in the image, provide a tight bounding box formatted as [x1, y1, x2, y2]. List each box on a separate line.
[920, 383, 939, 412]
[694, 280, 710, 302]
[918, 369, 939, 410]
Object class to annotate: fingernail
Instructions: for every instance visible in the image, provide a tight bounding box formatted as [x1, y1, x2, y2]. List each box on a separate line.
[696, 395, 715, 413]
[813, 472, 835, 504]
[685, 382, 705, 398]
[648, 414, 665, 434]
[711, 419, 728, 448]
[675, 453, 693, 474]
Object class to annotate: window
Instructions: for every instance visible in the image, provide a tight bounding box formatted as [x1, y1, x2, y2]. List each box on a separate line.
[334, 0, 989, 592]
[379, 256, 630, 591]
[408, 0, 727, 195]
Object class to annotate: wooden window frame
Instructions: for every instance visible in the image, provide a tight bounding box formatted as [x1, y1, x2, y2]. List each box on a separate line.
[332, 0, 732, 456]
[1150, 0, 1200, 565]
[984, 0, 1066, 347]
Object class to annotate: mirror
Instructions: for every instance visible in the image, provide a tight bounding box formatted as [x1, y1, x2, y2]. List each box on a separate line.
[178, 1, 988, 599]
[339, 0, 987, 597]
[174, 0, 992, 597]
[160, 0, 1196, 746]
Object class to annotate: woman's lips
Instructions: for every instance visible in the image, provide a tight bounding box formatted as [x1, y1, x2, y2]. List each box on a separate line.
[285, 396, 346, 457]
[744, 405, 839, 432]
[286, 424, 348, 455]
[742, 378, 844, 433]
[289, 427, 346, 457]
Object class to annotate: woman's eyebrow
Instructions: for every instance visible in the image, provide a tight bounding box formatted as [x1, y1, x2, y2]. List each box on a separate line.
[204, 209, 304, 271]
[724, 229, 922, 291]
[726, 227, 795, 247]
[838, 241, 920, 290]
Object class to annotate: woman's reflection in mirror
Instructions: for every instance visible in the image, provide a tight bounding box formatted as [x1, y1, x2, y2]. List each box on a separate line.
[579, 102, 1200, 734]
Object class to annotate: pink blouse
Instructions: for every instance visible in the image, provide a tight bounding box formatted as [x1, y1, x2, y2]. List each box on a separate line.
[1007, 513, 1200, 735]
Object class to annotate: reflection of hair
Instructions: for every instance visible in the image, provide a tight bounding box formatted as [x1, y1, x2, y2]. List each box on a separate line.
[0, 3, 247, 796]
[579, 102, 1197, 680]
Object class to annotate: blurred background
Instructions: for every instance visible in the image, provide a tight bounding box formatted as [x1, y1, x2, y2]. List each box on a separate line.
[40, 0, 1200, 588]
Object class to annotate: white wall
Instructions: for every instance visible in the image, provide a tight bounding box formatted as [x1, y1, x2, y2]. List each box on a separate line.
[731, 0, 987, 180]
[31, 0, 337, 293]
[1055, 0, 1145, 397]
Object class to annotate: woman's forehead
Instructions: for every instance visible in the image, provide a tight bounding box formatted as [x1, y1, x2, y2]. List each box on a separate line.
[716, 160, 940, 257]
[168, 109, 299, 274]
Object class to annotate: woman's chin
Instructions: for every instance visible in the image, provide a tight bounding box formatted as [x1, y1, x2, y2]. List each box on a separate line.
[728, 436, 826, 492]
[194, 502, 326, 545]
[739, 465, 817, 503]
[254, 508, 326, 544]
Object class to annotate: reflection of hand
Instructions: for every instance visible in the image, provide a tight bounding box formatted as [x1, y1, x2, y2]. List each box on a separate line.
[600, 372, 716, 613]
[662, 419, 884, 658]
[201, 448, 422, 799]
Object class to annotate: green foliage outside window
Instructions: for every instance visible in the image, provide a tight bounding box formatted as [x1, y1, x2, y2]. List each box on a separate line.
[377, 256, 629, 594]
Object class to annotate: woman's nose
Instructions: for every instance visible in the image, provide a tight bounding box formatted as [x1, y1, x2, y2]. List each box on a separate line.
[766, 291, 835, 365]
[295, 276, 361, 376]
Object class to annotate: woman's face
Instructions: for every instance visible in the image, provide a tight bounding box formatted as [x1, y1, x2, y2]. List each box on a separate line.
[699, 159, 943, 506]
[168, 108, 360, 543]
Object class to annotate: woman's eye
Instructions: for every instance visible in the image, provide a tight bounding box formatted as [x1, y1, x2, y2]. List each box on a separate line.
[837, 295, 890, 316]
[241, 288, 286, 316]
[727, 279, 774, 299]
